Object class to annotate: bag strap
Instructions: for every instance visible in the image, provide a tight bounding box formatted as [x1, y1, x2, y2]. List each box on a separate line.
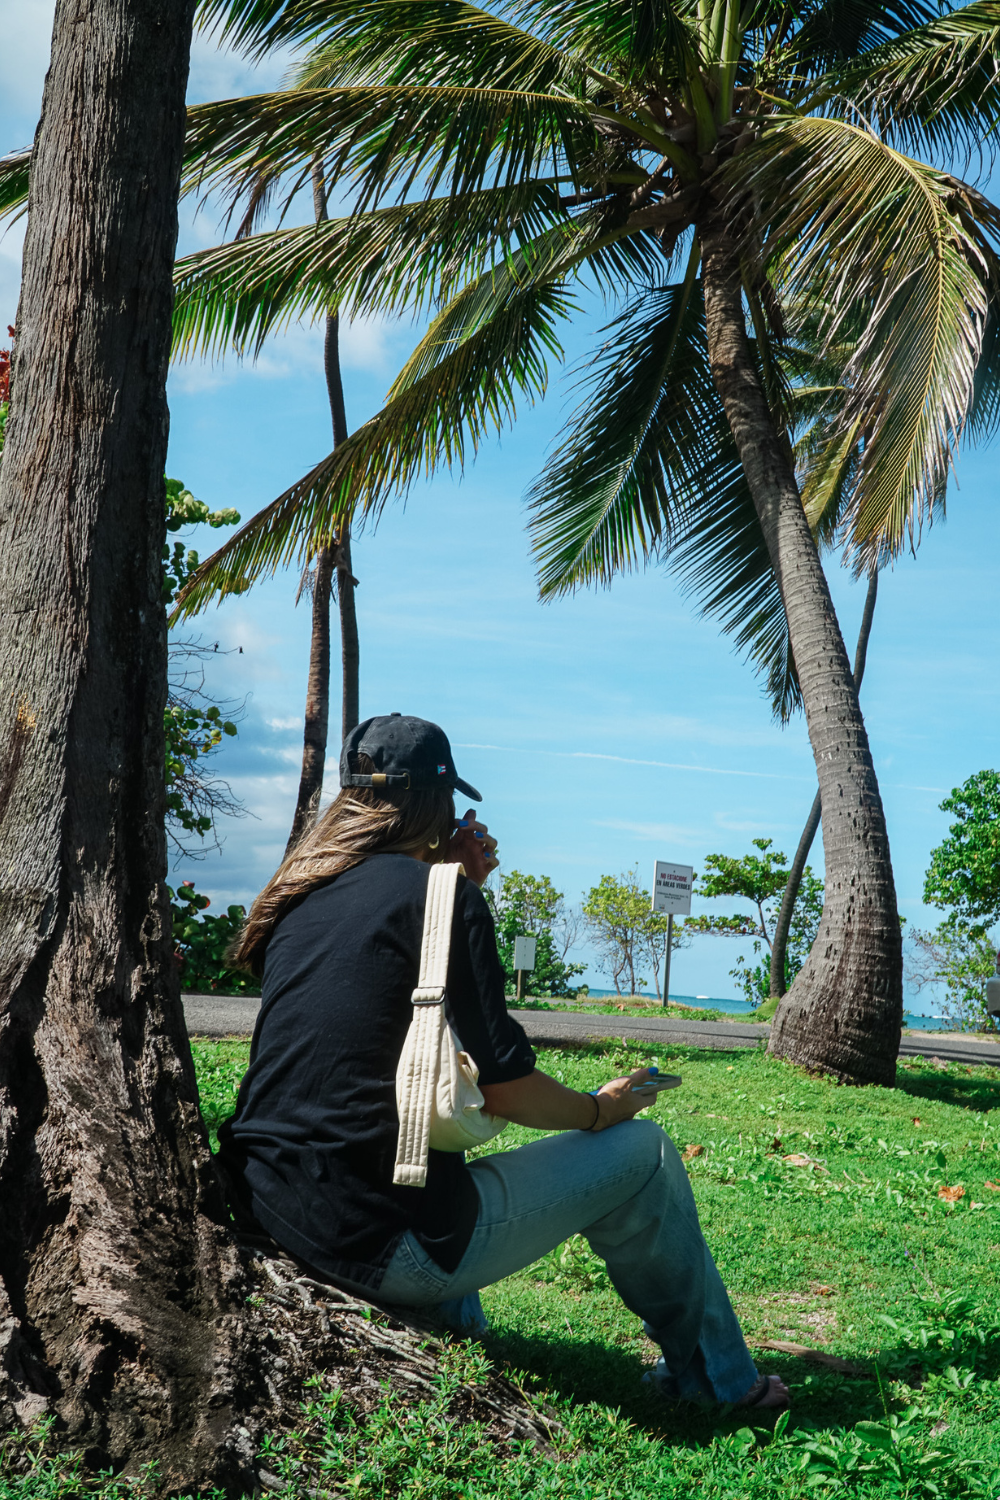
[393, 862, 463, 1187]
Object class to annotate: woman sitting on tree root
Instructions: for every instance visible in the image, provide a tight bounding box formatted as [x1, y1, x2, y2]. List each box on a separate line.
[219, 714, 788, 1412]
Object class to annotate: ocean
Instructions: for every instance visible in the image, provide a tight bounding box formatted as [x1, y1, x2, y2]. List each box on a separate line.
[579, 989, 952, 1031]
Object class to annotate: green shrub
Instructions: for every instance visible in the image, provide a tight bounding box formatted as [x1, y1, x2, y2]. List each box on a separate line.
[169, 881, 258, 995]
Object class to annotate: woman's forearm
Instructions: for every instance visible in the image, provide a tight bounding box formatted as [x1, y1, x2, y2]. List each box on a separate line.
[480, 1069, 597, 1130]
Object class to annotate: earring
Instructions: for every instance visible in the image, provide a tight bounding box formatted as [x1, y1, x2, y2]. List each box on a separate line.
[428, 834, 440, 850]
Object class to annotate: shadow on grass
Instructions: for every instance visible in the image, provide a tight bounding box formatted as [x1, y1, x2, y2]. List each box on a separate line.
[481, 1322, 885, 1443]
[895, 1063, 1000, 1113]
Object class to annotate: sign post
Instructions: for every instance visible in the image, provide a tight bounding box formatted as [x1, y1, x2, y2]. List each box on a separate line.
[651, 861, 694, 1008]
[513, 934, 537, 1003]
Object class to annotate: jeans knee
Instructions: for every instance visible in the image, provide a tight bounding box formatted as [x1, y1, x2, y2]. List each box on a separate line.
[617, 1117, 671, 1177]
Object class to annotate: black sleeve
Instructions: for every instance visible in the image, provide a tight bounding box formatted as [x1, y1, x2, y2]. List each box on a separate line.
[445, 877, 537, 1086]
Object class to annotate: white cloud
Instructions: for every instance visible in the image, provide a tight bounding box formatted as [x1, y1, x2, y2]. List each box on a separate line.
[267, 715, 303, 731]
[169, 313, 407, 395]
[595, 819, 707, 846]
[0, 222, 24, 328]
[186, 32, 292, 108]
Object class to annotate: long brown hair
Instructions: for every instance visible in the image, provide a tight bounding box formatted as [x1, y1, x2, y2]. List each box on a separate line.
[231, 763, 455, 975]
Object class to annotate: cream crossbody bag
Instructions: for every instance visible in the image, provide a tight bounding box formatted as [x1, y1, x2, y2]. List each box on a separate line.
[393, 862, 507, 1188]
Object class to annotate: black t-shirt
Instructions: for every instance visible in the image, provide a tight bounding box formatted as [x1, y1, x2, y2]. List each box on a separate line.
[218, 853, 536, 1290]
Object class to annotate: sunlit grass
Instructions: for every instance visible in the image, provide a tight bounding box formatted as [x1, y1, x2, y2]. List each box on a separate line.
[178, 1035, 1000, 1496]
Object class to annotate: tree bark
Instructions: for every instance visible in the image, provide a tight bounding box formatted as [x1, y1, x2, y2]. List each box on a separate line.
[0, 0, 253, 1480]
[769, 570, 879, 998]
[285, 163, 359, 854]
[698, 211, 902, 1085]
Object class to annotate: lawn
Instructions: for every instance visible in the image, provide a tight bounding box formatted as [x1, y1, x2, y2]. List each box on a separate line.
[183, 1034, 1000, 1499]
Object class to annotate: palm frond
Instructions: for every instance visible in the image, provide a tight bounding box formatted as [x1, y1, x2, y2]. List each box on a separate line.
[737, 115, 994, 569]
[790, 0, 938, 74]
[196, 0, 321, 57]
[172, 181, 568, 356]
[172, 252, 573, 618]
[0, 150, 30, 225]
[529, 271, 802, 719]
[505, 0, 691, 82]
[797, 411, 862, 548]
[834, 0, 1000, 159]
[287, 0, 583, 95]
[183, 83, 597, 218]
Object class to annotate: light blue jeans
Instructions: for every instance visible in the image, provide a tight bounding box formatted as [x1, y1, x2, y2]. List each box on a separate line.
[377, 1119, 758, 1403]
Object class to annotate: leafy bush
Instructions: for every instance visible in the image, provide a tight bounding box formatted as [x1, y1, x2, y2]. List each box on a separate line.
[924, 771, 1000, 933]
[168, 881, 258, 995]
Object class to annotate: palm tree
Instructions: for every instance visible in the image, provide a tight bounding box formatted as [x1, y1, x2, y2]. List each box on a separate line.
[284, 156, 360, 857]
[40, 0, 1000, 1083]
[766, 568, 878, 1010]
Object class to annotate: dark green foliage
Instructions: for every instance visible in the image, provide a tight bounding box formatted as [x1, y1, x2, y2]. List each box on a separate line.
[913, 772, 1000, 1031]
[164, 478, 245, 858]
[163, 476, 240, 605]
[924, 770, 1000, 934]
[164, 704, 238, 844]
[168, 881, 258, 995]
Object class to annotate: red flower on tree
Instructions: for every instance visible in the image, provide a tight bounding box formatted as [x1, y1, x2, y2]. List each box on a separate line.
[0, 325, 14, 405]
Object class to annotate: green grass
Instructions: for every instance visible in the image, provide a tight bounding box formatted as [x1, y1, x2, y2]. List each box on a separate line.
[8, 1038, 1000, 1498]
[514, 996, 746, 1023]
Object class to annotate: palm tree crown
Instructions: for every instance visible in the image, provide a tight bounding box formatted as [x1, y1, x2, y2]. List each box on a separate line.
[163, 0, 1000, 715]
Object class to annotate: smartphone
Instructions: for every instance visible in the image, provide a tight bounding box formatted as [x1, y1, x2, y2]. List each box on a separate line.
[631, 1074, 682, 1093]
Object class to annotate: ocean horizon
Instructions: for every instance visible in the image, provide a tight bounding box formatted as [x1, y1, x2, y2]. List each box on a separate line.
[576, 988, 952, 1031]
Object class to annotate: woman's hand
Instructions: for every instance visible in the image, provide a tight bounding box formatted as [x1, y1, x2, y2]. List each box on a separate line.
[444, 807, 499, 887]
[589, 1068, 662, 1132]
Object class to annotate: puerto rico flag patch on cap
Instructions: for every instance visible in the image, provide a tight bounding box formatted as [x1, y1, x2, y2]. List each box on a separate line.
[437, 764, 447, 775]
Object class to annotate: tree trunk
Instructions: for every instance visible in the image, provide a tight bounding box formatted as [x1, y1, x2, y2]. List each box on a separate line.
[285, 543, 334, 857]
[0, 0, 253, 1480]
[285, 163, 359, 853]
[698, 212, 902, 1086]
[769, 570, 879, 998]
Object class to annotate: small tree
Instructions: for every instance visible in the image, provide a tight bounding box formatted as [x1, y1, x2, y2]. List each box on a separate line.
[164, 478, 246, 859]
[485, 870, 585, 998]
[908, 920, 998, 1033]
[685, 839, 824, 1006]
[924, 771, 1000, 934]
[910, 772, 1000, 1033]
[582, 870, 684, 998]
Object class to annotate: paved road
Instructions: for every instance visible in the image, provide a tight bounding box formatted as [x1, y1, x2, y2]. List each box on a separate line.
[182, 994, 1000, 1069]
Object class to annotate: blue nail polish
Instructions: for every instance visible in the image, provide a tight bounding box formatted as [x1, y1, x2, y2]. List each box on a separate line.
[474, 829, 484, 839]
[649, 1065, 659, 1076]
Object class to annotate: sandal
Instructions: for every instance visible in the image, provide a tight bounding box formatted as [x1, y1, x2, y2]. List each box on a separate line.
[739, 1373, 790, 1409]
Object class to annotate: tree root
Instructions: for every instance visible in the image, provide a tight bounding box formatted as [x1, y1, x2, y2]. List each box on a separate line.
[232, 1243, 563, 1492]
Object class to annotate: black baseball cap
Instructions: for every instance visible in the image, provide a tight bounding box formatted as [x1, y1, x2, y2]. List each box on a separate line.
[340, 714, 482, 801]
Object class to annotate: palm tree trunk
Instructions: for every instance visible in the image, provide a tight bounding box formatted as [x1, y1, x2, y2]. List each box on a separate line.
[0, 0, 251, 1476]
[285, 164, 360, 854]
[769, 570, 879, 998]
[698, 212, 902, 1086]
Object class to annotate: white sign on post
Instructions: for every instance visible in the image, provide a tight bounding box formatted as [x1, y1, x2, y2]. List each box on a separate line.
[652, 861, 694, 916]
[513, 935, 537, 972]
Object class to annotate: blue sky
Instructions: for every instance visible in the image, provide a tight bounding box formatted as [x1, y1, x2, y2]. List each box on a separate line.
[4, 10, 998, 1003]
